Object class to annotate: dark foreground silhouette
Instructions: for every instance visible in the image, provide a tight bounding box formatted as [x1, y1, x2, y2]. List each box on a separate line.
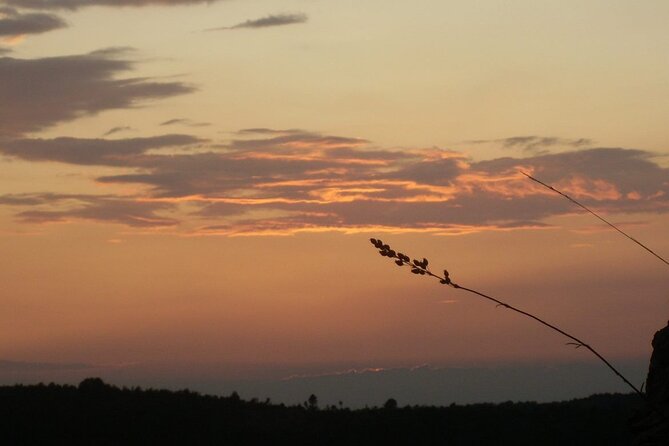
[1, 378, 643, 445]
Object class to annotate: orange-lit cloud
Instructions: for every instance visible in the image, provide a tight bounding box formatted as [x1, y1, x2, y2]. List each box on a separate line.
[1, 129, 668, 236]
[555, 176, 622, 201]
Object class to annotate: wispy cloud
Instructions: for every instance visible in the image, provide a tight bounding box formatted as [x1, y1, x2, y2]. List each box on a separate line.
[236, 128, 303, 135]
[2, 0, 224, 10]
[0, 359, 93, 372]
[160, 118, 211, 127]
[6, 194, 180, 228]
[103, 125, 135, 136]
[469, 136, 593, 155]
[207, 13, 308, 31]
[0, 7, 66, 37]
[0, 48, 195, 137]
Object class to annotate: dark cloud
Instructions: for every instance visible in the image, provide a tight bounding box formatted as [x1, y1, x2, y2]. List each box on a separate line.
[0, 7, 66, 37]
[208, 13, 307, 31]
[0, 47, 11, 55]
[0, 48, 195, 137]
[0, 134, 202, 166]
[2, 129, 667, 234]
[388, 157, 463, 185]
[2, 0, 222, 10]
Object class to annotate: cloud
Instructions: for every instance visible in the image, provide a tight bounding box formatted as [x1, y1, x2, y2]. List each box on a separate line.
[103, 126, 135, 136]
[227, 130, 369, 152]
[473, 148, 668, 200]
[470, 136, 593, 155]
[236, 128, 303, 135]
[160, 118, 210, 127]
[0, 192, 70, 206]
[2, 0, 223, 10]
[0, 46, 10, 54]
[0, 359, 93, 372]
[208, 13, 308, 31]
[0, 7, 66, 37]
[4, 193, 179, 227]
[0, 48, 195, 137]
[2, 130, 667, 234]
[0, 134, 203, 166]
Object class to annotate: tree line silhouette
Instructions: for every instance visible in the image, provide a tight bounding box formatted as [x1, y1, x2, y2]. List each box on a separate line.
[1, 378, 643, 445]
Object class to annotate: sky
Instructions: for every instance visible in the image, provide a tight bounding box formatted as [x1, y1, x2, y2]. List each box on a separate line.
[1, 0, 668, 405]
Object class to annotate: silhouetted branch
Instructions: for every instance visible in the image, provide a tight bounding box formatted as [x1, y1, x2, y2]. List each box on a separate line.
[369, 238, 644, 398]
[519, 171, 669, 268]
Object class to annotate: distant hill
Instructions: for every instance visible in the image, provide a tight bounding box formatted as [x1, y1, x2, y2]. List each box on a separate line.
[1, 378, 643, 445]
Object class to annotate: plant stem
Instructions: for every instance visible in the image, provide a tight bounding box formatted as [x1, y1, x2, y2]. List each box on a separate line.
[519, 171, 669, 268]
[370, 238, 644, 398]
[417, 267, 644, 396]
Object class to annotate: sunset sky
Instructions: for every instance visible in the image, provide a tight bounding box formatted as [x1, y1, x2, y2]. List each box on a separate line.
[1, 0, 668, 405]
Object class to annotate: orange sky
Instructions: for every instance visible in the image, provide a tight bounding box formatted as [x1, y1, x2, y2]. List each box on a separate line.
[1, 0, 668, 401]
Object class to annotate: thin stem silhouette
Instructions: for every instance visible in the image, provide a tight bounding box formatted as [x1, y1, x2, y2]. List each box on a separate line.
[369, 238, 643, 398]
[519, 171, 669, 268]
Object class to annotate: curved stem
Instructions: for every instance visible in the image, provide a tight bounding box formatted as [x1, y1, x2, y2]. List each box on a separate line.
[371, 239, 644, 397]
[454, 283, 643, 396]
[417, 268, 643, 395]
[519, 171, 669, 269]
[370, 238, 669, 423]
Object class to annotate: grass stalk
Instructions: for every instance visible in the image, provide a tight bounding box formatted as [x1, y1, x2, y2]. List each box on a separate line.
[369, 238, 643, 397]
[519, 171, 669, 268]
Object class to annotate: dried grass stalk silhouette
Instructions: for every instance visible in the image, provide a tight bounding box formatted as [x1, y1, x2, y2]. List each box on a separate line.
[369, 237, 643, 397]
[519, 171, 669, 268]
[515, 172, 669, 419]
